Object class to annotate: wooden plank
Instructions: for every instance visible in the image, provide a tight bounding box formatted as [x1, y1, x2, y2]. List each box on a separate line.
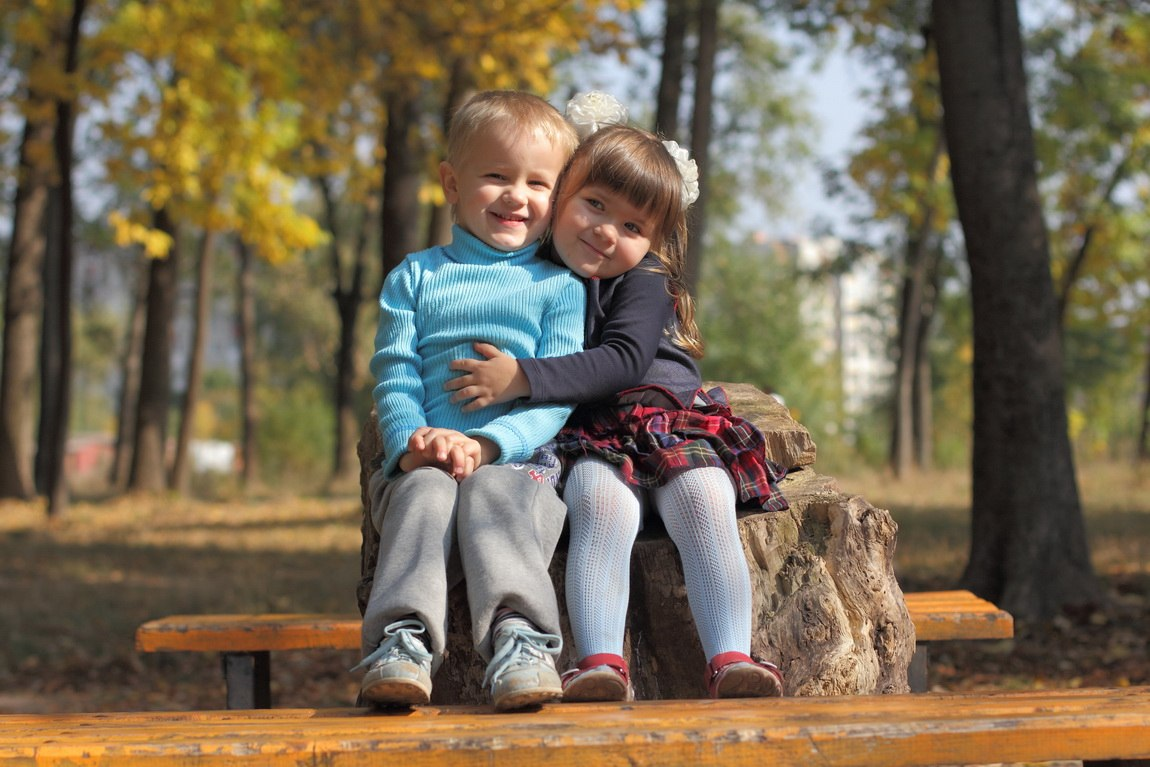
[135, 614, 361, 653]
[136, 590, 1013, 654]
[2, 687, 1148, 767]
[904, 590, 1014, 641]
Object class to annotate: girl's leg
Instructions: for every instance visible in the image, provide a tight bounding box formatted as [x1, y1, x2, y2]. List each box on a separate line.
[654, 465, 783, 697]
[652, 466, 750, 659]
[561, 457, 641, 701]
[563, 457, 642, 659]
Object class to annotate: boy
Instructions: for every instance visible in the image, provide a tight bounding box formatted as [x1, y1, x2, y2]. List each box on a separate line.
[355, 91, 584, 711]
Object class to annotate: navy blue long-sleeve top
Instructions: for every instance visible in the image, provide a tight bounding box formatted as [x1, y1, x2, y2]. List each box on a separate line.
[519, 254, 701, 407]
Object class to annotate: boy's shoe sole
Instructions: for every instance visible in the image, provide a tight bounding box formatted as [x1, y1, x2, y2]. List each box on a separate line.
[485, 615, 564, 711]
[360, 662, 432, 707]
[490, 660, 563, 711]
[492, 684, 563, 711]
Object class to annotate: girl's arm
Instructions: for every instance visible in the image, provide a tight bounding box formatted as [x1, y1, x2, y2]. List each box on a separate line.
[464, 275, 585, 458]
[448, 260, 672, 407]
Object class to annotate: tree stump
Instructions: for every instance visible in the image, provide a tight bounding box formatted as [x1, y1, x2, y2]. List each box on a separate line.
[357, 383, 914, 702]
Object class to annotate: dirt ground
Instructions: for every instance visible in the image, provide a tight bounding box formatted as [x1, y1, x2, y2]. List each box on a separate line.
[2, 464, 1148, 713]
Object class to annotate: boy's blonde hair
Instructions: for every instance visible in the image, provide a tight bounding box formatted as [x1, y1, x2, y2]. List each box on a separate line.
[446, 90, 580, 166]
[553, 124, 704, 358]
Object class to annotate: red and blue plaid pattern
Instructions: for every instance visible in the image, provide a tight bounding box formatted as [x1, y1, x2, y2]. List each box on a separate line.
[556, 386, 788, 512]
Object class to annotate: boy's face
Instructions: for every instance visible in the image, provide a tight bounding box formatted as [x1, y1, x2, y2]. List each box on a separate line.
[440, 128, 567, 252]
[551, 183, 653, 280]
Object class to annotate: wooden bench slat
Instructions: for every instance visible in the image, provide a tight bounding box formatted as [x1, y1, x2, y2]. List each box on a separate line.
[133, 590, 1015, 702]
[903, 590, 1014, 641]
[135, 614, 362, 652]
[135, 590, 1014, 652]
[3, 687, 1148, 766]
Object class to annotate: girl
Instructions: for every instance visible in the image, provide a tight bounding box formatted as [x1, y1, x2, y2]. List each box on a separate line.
[446, 116, 788, 702]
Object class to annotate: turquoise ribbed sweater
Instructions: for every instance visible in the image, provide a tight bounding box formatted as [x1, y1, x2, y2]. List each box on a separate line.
[371, 226, 586, 479]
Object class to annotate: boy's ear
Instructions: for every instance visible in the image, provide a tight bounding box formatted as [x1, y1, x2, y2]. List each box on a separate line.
[439, 161, 459, 205]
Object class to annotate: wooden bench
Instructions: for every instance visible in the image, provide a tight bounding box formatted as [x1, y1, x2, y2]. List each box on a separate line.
[3, 686, 1148, 766]
[903, 589, 1013, 692]
[135, 589, 1013, 707]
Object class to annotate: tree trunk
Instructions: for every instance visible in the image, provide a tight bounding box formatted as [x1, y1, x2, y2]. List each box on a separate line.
[1138, 328, 1150, 463]
[913, 251, 940, 472]
[109, 257, 149, 493]
[684, 0, 719, 295]
[319, 177, 368, 489]
[39, 0, 86, 517]
[889, 140, 942, 478]
[426, 60, 470, 250]
[357, 384, 913, 702]
[171, 230, 216, 495]
[889, 238, 927, 479]
[654, 0, 690, 139]
[380, 84, 426, 281]
[236, 240, 260, 489]
[932, 0, 1102, 619]
[0, 116, 54, 501]
[38, 189, 64, 498]
[889, 132, 944, 477]
[128, 208, 179, 493]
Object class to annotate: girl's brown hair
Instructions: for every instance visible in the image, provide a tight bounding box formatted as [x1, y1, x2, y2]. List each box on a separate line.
[553, 124, 704, 358]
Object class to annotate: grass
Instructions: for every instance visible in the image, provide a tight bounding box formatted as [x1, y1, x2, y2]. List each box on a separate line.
[0, 494, 365, 712]
[1, 461, 1147, 714]
[838, 462, 1150, 698]
[837, 461, 1150, 588]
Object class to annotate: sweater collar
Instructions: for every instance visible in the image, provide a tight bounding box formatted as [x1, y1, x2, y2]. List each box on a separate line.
[447, 225, 539, 264]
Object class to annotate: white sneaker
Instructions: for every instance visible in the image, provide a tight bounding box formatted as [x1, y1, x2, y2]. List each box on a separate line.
[484, 615, 562, 711]
[353, 618, 433, 706]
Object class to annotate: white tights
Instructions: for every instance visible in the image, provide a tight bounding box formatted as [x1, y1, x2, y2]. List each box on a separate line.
[563, 457, 752, 661]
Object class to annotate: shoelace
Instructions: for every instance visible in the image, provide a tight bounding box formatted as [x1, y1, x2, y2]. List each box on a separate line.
[482, 621, 561, 687]
[350, 618, 432, 673]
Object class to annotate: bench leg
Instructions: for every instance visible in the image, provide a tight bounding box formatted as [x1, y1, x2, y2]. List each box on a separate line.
[908, 644, 929, 693]
[221, 651, 271, 709]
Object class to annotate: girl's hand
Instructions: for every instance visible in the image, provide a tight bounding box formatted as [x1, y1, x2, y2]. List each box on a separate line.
[446, 342, 531, 411]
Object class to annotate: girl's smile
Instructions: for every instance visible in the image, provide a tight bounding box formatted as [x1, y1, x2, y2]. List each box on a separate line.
[553, 184, 653, 279]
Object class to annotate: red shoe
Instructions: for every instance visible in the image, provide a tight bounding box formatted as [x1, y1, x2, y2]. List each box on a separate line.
[561, 653, 633, 702]
[707, 652, 784, 699]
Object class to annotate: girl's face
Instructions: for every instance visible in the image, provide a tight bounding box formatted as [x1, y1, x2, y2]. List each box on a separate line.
[551, 183, 654, 279]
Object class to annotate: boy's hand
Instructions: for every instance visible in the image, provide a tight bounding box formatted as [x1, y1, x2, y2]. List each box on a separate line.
[446, 342, 531, 411]
[402, 428, 497, 481]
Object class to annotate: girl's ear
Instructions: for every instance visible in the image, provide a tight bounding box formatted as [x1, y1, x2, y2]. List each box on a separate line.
[440, 161, 459, 204]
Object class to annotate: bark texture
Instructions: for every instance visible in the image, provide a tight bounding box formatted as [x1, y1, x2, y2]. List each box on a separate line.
[0, 116, 54, 500]
[128, 209, 179, 492]
[932, 0, 1102, 618]
[358, 383, 914, 702]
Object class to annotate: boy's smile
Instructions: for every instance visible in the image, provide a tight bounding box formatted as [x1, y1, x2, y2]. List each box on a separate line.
[440, 129, 566, 252]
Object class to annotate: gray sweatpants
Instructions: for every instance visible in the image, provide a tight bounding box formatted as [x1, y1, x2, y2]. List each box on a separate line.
[360, 464, 567, 669]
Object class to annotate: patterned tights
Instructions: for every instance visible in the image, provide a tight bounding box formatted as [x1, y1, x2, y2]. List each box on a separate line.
[563, 457, 752, 661]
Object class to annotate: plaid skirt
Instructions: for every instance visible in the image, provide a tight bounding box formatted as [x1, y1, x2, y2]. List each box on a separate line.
[555, 385, 789, 512]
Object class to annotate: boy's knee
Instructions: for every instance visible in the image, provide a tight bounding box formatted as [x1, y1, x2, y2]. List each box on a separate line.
[457, 463, 506, 492]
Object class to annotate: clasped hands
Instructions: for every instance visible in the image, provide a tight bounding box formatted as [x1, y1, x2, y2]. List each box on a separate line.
[397, 428, 499, 481]
[397, 343, 526, 481]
